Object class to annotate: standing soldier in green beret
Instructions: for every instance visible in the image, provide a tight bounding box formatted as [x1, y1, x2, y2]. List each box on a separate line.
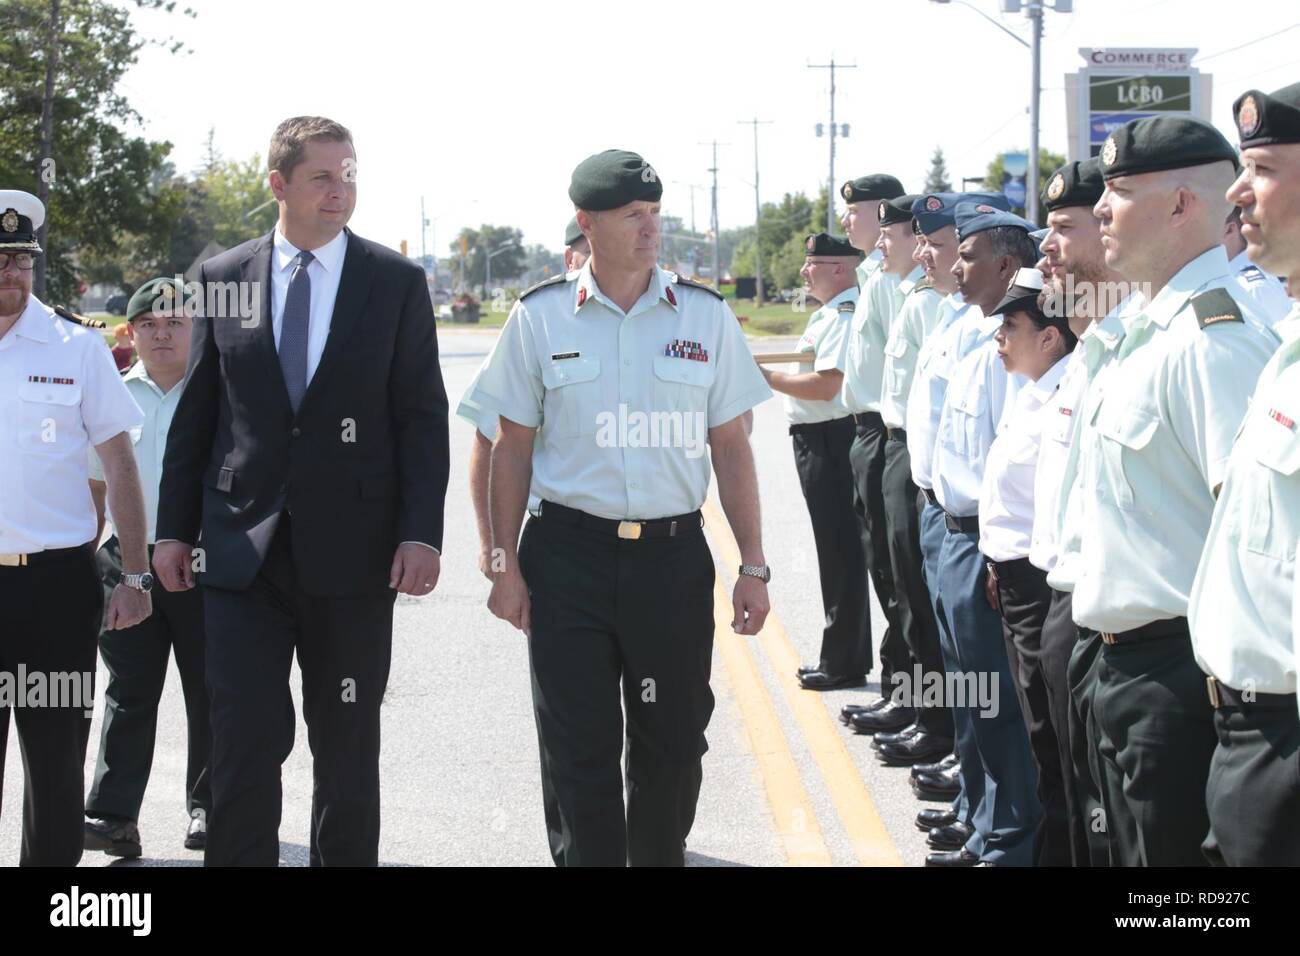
[0, 189, 150, 865]
[83, 277, 212, 859]
[1189, 81, 1300, 866]
[763, 233, 870, 691]
[1072, 116, 1278, 865]
[471, 150, 771, 866]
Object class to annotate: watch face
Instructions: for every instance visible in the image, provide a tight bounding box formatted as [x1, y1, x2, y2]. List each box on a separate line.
[140, 572, 154, 592]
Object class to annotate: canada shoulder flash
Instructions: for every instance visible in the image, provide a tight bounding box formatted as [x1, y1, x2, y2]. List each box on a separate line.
[1190, 287, 1244, 330]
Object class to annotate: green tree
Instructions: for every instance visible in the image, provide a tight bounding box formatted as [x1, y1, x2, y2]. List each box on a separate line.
[923, 146, 953, 193]
[0, 0, 194, 302]
[451, 224, 526, 292]
[982, 147, 1068, 224]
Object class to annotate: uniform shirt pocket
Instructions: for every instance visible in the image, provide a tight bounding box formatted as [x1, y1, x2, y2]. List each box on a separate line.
[1244, 425, 1300, 561]
[540, 356, 602, 439]
[940, 378, 987, 459]
[16, 380, 83, 454]
[652, 355, 716, 426]
[1097, 405, 1161, 512]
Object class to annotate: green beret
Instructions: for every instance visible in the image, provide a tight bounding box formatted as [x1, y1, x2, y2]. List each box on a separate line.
[1234, 82, 1300, 148]
[804, 233, 861, 258]
[568, 149, 662, 211]
[1100, 116, 1237, 180]
[840, 174, 905, 204]
[1043, 158, 1105, 211]
[564, 216, 584, 247]
[878, 194, 921, 226]
[127, 277, 190, 321]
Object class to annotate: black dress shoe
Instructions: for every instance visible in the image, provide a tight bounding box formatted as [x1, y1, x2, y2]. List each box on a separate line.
[838, 697, 890, 725]
[797, 664, 820, 678]
[911, 767, 962, 801]
[876, 732, 955, 767]
[915, 807, 958, 831]
[925, 847, 979, 867]
[848, 701, 915, 734]
[870, 722, 921, 747]
[798, 670, 867, 691]
[84, 817, 142, 859]
[912, 752, 960, 778]
[927, 821, 974, 851]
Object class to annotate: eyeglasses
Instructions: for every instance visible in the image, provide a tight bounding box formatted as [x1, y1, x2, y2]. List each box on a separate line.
[0, 253, 36, 271]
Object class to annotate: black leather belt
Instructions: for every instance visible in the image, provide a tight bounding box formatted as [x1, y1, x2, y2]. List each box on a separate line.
[944, 512, 979, 533]
[1206, 676, 1298, 711]
[987, 556, 1035, 583]
[0, 542, 95, 568]
[852, 411, 883, 428]
[921, 487, 939, 506]
[1098, 616, 1189, 646]
[886, 427, 907, 442]
[789, 415, 853, 436]
[537, 500, 702, 540]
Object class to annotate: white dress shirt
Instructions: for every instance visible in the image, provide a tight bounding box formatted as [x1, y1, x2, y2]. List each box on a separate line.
[270, 227, 348, 386]
[0, 296, 143, 553]
[979, 354, 1070, 562]
[904, 293, 981, 490]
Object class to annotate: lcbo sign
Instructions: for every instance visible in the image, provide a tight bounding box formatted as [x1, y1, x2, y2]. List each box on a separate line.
[1065, 48, 1212, 162]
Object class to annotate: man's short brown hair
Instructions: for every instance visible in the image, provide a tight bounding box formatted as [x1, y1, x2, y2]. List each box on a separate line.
[268, 116, 353, 180]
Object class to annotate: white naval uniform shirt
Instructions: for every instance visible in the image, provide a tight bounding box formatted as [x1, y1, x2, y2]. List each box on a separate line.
[784, 287, 856, 425]
[0, 296, 143, 553]
[979, 354, 1070, 562]
[841, 267, 907, 414]
[904, 293, 984, 491]
[879, 273, 943, 430]
[469, 263, 771, 521]
[88, 362, 182, 545]
[1230, 249, 1292, 329]
[1070, 247, 1280, 634]
[1190, 330, 1300, 710]
[931, 332, 1022, 519]
[1029, 312, 1126, 575]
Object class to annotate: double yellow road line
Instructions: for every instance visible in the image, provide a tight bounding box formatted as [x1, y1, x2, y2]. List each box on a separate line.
[703, 499, 902, 868]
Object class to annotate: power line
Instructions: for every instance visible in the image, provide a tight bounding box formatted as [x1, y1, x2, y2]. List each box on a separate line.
[1194, 23, 1300, 63]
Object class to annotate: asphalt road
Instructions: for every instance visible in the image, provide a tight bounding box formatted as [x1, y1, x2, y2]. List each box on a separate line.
[1, 322, 939, 867]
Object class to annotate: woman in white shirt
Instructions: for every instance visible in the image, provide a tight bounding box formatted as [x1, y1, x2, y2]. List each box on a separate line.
[978, 267, 1076, 866]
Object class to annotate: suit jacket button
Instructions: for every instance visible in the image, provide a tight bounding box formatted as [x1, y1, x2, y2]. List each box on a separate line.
[291, 427, 302, 438]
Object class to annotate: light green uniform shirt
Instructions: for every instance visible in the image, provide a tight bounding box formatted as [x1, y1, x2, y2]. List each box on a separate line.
[842, 266, 910, 414]
[1190, 326, 1300, 708]
[879, 273, 943, 429]
[784, 287, 856, 425]
[1070, 247, 1279, 633]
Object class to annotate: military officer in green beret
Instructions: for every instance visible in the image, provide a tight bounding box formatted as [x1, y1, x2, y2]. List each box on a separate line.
[470, 150, 772, 866]
[82, 277, 212, 859]
[761, 233, 870, 691]
[1190, 81, 1300, 866]
[0, 189, 150, 866]
[1072, 116, 1278, 866]
[839, 174, 904, 285]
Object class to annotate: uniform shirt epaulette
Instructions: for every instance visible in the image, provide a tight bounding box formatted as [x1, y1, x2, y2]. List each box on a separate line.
[837, 300, 857, 313]
[54, 304, 106, 329]
[908, 278, 937, 296]
[1240, 265, 1266, 284]
[519, 273, 571, 301]
[1191, 288, 1244, 330]
[670, 273, 724, 301]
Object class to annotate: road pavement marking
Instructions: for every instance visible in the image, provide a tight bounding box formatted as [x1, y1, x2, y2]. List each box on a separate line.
[704, 498, 904, 868]
[712, 579, 831, 865]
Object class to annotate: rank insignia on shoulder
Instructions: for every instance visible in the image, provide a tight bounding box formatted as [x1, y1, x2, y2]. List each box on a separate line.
[53, 305, 107, 329]
[519, 273, 570, 301]
[669, 272, 724, 301]
[1240, 266, 1265, 284]
[908, 277, 935, 295]
[838, 300, 856, 313]
[1191, 288, 1244, 329]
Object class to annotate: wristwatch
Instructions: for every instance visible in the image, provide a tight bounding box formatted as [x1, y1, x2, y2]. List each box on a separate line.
[121, 571, 154, 593]
[738, 564, 771, 584]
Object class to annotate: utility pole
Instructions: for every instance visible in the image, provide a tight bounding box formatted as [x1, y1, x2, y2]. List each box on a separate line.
[809, 58, 855, 235]
[738, 117, 772, 303]
[34, 0, 61, 300]
[698, 141, 727, 289]
[1027, 1, 1043, 224]
[671, 180, 706, 275]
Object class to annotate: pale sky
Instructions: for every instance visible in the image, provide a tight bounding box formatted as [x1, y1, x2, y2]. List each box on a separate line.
[118, 0, 1300, 256]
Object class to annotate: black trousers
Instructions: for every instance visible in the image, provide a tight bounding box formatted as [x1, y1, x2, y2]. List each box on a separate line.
[1203, 692, 1300, 866]
[521, 510, 715, 867]
[1064, 613, 1109, 867]
[993, 558, 1070, 866]
[86, 537, 211, 823]
[1091, 629, 1216, 867]
[201, 515, 394, 866]
[792, 416, 870, 677]
[881, 432, 952, 738]
[0, 543, 102, 866]
[1041, 588, 1095, 865]
[849, 414, 906, 688]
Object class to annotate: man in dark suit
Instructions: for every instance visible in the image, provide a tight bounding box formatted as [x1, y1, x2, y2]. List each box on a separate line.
[153, 116, 449, 867]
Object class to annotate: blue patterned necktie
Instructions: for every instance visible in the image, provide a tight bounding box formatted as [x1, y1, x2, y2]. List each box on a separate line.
[279, 249, 314, 413]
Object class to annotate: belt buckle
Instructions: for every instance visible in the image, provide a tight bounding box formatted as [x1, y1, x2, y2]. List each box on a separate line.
[617, 521, 642, 540]
[1206, 676, 1221, 709]
[1100, 632, 1117, 646]
[0, 553, 27, 567]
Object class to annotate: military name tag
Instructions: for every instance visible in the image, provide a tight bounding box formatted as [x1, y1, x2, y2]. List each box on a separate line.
[551, 351, 580, 361]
